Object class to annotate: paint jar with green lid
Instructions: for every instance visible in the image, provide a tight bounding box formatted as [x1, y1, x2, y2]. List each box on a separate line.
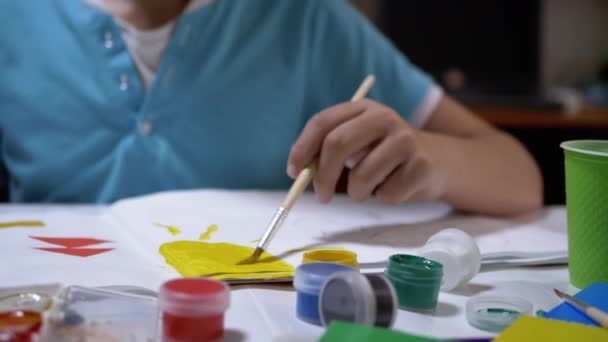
[384, 254, 443, 311]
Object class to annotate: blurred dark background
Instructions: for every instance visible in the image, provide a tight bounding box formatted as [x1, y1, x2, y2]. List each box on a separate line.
[382, 1, 545, 107]
[353, 0, 608, 205]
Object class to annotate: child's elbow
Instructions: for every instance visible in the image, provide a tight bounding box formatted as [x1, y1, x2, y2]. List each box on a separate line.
[522, 184, 543, 213]
[514, 166, 544, 214]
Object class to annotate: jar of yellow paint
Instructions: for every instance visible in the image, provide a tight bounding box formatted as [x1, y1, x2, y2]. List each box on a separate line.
[302, 250, 359, 270]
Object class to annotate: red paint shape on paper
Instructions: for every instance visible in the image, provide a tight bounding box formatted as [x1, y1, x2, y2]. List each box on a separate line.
[29, 236, 111, 248]
[30, 236, 115, 258]
[35, 247, 114, 257]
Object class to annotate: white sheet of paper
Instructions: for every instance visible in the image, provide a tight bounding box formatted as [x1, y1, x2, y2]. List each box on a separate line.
[0, 206, 166, 289]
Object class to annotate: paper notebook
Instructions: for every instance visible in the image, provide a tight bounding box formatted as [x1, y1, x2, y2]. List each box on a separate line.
[0, 190, 568, 290]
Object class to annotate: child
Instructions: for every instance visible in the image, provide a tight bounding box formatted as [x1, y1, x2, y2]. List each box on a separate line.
[0, 0, 541, 215]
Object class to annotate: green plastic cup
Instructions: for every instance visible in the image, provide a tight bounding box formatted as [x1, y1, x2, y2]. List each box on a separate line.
[561, 140, 608, 288]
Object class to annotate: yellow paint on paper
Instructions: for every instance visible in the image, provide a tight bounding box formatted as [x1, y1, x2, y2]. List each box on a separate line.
[0, 221, 45, 229]
[159, 241, 294, 280]
[494, 316, 608, 342]
[250, 239, 260, 244]
[198, 224, 219, 241]
[159, 265, 173, 274]
[153, 223, 181, 236]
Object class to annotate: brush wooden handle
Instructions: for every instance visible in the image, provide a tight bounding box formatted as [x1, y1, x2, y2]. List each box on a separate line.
[282, 162, 317, 209]
[351, 75, 375, 102]
[586, 307, 608, 328]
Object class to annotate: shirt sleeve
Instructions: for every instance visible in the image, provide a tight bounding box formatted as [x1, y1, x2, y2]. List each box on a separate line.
[306, 0, 440, 128]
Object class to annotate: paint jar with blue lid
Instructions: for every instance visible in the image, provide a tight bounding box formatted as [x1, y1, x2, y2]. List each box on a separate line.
[293, 263, 356, 325]
[385, 254, 443, 312]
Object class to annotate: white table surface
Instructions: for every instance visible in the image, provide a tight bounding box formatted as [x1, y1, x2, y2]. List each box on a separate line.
[0, 202, 572, 341]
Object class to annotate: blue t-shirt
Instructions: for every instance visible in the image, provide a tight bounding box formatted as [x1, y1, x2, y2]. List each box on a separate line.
[0, 0, 435, 203]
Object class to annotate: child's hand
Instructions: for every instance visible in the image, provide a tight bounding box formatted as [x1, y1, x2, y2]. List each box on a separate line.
[287, 99, 446, 204]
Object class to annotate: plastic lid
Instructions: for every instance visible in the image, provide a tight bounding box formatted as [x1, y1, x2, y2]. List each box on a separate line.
[320, 272, 397, 328]
[98, 286, 158, 298]
[0, 293, 52, 313]
[302, 250, 359, 269]
[293, 263, 355, 294]
[427, 228, 480, 255]
[159, 278, 230, 316]
[319, 272, 376, 326]
[466, 295, 533, 332]
[40, 286, 158, 341]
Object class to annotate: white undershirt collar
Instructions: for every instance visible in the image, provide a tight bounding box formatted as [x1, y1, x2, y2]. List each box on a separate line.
[85, 0, 214, 89]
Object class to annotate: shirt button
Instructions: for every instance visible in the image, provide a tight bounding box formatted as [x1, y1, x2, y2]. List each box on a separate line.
[119, 74, 129, 91]
[104, 31, 114, 49]
[138, 120, 153, 136]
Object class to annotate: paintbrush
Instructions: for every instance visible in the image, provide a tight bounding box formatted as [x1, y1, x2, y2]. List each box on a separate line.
[554, 289, 608, 328]
[240, 75, 376, 264]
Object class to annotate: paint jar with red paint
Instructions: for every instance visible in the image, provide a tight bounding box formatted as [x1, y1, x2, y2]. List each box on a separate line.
[0, 310, 42, 342]
[159, 278, 230, 342]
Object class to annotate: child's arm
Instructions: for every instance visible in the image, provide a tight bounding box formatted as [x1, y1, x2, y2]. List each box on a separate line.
[419, 97, 542, 216]
[286, 1, 542, 216]
[287, 95, 542, 217]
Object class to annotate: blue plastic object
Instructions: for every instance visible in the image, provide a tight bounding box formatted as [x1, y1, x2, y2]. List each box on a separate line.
[544, 283, 608, 326]
[296, 292, 321, 324]
[293, 263, 355, 325]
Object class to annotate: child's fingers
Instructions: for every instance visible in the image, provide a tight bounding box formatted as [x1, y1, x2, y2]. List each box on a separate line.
[347, 133, 413, 201]
[376, 153, 430, 205]
[344, 148, 370, 169]
[287, 102, 366, 178]
[314, 110, 389, 203]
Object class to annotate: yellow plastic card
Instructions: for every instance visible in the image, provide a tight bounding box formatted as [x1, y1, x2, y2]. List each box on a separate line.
[494, 316, 608, 342]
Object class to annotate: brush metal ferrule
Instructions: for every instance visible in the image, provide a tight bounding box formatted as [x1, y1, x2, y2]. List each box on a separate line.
[257, 207, 289, 251]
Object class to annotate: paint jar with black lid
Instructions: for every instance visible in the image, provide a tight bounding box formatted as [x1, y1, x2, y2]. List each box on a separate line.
[319, 271, 397, 328]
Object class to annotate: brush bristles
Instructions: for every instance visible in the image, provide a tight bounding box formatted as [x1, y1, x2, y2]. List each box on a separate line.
[251, 247, 264, 259]
[236, 247, 264, 265]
